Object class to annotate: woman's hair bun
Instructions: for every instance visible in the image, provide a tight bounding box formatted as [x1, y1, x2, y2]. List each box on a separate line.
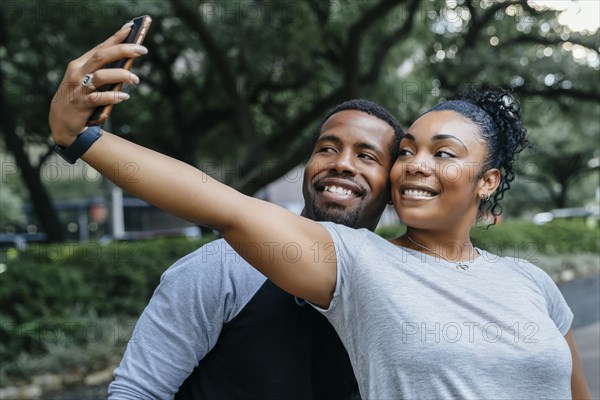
[456, 86, 521, 123]
[438, 85, 530, 224]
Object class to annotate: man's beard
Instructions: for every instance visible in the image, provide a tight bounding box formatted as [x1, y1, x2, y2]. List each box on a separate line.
[310, 199, 363, 228]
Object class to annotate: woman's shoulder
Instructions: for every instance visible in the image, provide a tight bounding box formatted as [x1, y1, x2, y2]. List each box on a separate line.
[479, 249, 556, 287]
[317, 221, 386, 247]
[318, 221, 381, 238]
[317, 222, 402, 265]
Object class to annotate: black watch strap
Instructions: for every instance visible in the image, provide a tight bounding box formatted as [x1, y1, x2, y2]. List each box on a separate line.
[53, 126, 103, 164]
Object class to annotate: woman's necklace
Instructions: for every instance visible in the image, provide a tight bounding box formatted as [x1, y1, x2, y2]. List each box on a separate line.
[406, 235, 470, 271]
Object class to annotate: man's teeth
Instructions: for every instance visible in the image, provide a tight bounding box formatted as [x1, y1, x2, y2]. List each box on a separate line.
[404, 189, 434, 197]
[324, 185, 354, 196]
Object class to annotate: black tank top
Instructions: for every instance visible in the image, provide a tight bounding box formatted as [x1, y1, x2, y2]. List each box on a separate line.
[175, 280, 360, 399]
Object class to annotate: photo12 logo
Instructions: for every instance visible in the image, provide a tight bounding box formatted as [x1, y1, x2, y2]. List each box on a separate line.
[400, 321, 540, 344]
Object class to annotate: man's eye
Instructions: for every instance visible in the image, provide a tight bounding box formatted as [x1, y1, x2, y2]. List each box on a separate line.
[358, 153, 375, 161]
[319, 146, 336, 153]
[398, 149, 413, 157]
[435, 150, 455, 158]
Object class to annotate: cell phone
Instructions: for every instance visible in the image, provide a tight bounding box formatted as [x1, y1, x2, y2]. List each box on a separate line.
[87, 15, 152, 126]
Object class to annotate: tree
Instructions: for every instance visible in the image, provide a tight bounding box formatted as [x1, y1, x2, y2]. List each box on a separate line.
[123, 0, 423, 194]
[0, 1, 142, 241]
[521, 101, 600, 208]
[1, 0, 598, 242]
[0, 9, 66, 242]
[376, 0, 599, 213]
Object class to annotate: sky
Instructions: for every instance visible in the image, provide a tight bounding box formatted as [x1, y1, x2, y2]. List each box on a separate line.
[529, 0, 600, 33]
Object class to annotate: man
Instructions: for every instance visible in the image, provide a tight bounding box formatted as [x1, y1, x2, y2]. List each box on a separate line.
[107, 100, 403, 399]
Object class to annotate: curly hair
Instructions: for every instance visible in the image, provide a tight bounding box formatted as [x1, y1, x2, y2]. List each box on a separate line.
[312, 99, 405, 162]
[428, 86, 529, 224]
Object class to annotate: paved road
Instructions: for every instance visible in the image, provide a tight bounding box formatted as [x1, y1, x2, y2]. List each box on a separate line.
[574, 322, 600, 399]
[559, 273, 600, 329]
[559, 273, 600, 399]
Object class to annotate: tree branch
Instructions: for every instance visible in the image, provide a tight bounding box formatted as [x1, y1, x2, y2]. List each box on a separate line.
[344, 0, 404, 96]
[232, 87, 348, 192]
[250, 79, 310, 103]
[309, 1, 332, 24]
[365, 0, 420, 83]
[464, 0, 530, 47]
[517, 86, 600, 102]
[498, 34, 598, 52]
[169, 0, 254, 141]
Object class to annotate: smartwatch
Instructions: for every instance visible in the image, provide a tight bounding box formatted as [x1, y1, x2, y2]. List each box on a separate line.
[53, 126, 103, 164]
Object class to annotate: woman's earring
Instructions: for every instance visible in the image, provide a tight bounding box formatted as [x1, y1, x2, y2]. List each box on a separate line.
[480, 193, 490, 200]
[388, 200, 394, 205]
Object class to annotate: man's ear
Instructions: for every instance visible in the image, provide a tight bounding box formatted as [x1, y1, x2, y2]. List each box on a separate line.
[478, 168, 501, 199]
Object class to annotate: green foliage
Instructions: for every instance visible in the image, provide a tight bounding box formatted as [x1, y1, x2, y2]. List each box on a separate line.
[2, 0, 598, 234]
[533, 253, 600, 278]
[375, 224, 406, 240]
[0, 235, 214, 383]
[1, 314, 136, 383]
[0, 152, 28, 227]
[0, 185, 25, 227]
[377, 219, 599, 256]
[1, 220, 599, 385]
[470, 219, 599, 256]
[517, 101, 600, 209]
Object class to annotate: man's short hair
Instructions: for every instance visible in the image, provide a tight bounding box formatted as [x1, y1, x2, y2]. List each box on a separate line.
[312, 99, 404, 161]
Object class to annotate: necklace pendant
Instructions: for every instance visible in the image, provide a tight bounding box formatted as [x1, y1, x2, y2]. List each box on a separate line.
[456, 263, 469, 271]
[405, 235, 472, 272]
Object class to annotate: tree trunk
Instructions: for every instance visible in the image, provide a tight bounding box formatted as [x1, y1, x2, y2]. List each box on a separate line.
[0, 17, 64, 242]
[556, 181, 568, 209]
[0, 113, 65, 243]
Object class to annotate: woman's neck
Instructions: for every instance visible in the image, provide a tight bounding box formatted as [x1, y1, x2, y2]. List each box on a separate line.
[394, 228, 478, 263]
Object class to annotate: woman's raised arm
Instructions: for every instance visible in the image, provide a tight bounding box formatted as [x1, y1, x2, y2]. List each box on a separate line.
[49, 26, 337, 307]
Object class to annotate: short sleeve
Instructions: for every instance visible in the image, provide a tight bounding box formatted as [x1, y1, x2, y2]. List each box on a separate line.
[309, 222, 369, 317]
[516, 259, 574, 335]
[109, 239, 266, 399]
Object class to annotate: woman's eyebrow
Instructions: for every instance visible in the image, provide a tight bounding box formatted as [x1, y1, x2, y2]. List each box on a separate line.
[401, 133, 467, 151]
[432, 134, 468, 151]
[403, 133, 416, 141]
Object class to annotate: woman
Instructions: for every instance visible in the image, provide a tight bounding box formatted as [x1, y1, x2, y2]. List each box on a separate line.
[49, 25, 590, 398]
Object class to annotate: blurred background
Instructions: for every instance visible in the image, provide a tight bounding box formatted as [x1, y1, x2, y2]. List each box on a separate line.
[0, 0, 598, 398]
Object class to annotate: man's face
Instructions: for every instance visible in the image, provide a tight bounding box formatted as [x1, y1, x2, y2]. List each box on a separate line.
[302, 110, 395, 231]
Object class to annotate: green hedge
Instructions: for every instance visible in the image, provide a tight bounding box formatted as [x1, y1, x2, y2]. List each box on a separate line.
[0, 236, 213, 381]
[377, 219, 599, 256]
[1, 219, 598, 383]
[471, 220, 599, 256]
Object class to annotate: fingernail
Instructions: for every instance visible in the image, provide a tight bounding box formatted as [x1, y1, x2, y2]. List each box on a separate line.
[121, 21, 134, 30]
[130, 73, 140, 84]
[133, 45, 148, 55]
[117, 92, 131, 102]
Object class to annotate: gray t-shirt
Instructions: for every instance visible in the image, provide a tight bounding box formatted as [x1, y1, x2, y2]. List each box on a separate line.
[315, 222, 574, 399]
[109, 240, 267, 399]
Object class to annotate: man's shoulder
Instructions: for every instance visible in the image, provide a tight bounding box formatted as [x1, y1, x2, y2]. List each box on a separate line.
[162, 238, 266, 284]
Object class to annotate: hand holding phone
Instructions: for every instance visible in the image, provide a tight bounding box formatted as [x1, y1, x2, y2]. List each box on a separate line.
[87, 15, 152, 126]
